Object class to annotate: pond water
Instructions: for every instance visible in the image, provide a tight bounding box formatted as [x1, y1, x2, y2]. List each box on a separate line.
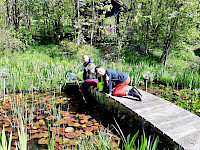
[0, 90, 120, 150]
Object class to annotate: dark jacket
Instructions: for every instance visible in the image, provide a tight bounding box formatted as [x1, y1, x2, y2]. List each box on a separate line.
[83, 58, 96, 80]
[104, 69, 128, 93]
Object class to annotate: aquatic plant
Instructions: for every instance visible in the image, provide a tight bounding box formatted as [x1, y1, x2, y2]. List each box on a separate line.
[113, 119, 159, 150]
[17, 115, 27, 150]
[0, 126, 12, 150]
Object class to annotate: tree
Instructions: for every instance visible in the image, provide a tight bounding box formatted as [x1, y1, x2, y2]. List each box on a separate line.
[126, 0, 200, 66]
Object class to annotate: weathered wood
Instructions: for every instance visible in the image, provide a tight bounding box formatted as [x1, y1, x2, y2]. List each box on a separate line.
[109, 86, 200, 150]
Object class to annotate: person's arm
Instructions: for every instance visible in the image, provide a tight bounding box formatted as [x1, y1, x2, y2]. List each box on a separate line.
[106, 70, 112, 95]
[83, 68, 87, 80]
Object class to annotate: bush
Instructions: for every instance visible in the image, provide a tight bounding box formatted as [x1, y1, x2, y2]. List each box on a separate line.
[160, 71, 173, 84]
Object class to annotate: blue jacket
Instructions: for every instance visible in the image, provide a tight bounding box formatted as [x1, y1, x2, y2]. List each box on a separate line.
[104, 69, 128, 93]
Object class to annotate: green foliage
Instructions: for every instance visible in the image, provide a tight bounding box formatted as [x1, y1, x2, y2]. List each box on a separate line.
[30, 42, 65, 58]
[17, 115, 27, 150]
[0, 126, 12, 150]
[0, 28, 25, 55]
[48, 128, 55, 150]
[0, 51, 80, 92]
[160, 71, 173, 84]
[170, 45, 197, 62]
[113, 119, 159, 150]
[0, 41, 103, 92]
[124, 0, 200, 65]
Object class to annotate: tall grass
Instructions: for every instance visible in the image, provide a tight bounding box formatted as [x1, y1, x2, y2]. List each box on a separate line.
[0, 42, 199, 94]
[0, 126, 12, 150]
[112, 119, 159, 150]
[0, 51, 82, 92]
[17, 115, 27, 150]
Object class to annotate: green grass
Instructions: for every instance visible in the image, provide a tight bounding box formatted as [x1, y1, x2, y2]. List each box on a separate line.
[0, 41, 199, 94]
[0, 126, 12, 150]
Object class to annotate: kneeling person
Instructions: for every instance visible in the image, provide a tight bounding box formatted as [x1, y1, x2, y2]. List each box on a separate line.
[95, 65, 141, 101]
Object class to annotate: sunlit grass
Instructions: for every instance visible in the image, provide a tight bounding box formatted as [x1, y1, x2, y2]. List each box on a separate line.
[0, 42, 199, 94]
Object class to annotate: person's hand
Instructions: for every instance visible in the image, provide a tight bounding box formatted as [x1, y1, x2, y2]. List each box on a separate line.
[75, 79, 79, 84]
[105, 93, 111, 97]
[94, 87, 100, 92]
[106, 74, 109, 83]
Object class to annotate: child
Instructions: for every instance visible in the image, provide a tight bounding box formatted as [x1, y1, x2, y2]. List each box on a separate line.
[95, 65, 142, 101]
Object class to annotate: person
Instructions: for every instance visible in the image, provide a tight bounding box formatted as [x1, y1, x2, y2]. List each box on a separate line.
[95, 65, 142, 101]
[80, 63, 98, 91]
[82, 54, 95, 80]
[70, 72, 84, 83]
[80, 55, 98, 92]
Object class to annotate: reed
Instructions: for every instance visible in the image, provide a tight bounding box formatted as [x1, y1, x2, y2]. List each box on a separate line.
[0, 44, 199, 94]
[0, 126, 12, 150]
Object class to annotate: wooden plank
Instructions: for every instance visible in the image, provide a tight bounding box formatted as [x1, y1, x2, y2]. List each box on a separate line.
[109, 86, 200, 150]
[150, 111, 193, 125]
[176, 130, 200, 150]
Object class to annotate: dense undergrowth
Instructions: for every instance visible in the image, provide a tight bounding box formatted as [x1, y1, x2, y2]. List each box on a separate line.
[0, 40, 199, 93]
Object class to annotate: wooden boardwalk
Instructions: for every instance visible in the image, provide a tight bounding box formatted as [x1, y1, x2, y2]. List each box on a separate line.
[109, 86, 200, 150]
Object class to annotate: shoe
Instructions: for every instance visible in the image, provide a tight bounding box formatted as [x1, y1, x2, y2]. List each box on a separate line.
[132, 91, 142, 101]
[130, 86, 142, 97]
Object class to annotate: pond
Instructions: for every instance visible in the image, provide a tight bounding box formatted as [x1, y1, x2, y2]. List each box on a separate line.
[0, 89, 121, 150]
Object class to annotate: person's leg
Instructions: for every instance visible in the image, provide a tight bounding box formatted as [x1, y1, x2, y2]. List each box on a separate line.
[85, 79, 98, 87]
[128, 86, 142, 101]
[112, 77, 130, 96]
[80, 82, 90, 92]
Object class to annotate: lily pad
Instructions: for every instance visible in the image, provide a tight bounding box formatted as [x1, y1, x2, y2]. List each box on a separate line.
[38, 138, 48, 145]
[73, 123, 80, 127]
[92, 126, 98, 131]
[65, 127, 74, 132]
[55, 143, 64, 149]
[83, 127, 93, 132]
[65, 132, 76, 139]
[66, 139, 78, 146]
[80, 119, 87, 124]
[39, 119, 45, 125]
[55, 137, 63, 144]
[85, 131, 93, 136]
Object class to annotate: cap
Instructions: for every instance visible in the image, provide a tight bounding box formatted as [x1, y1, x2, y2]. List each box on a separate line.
[69, 73, 77, 80]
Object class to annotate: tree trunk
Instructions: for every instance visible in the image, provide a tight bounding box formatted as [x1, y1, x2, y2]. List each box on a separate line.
[164, 48, 169, 67]
[145, 19, 149, 54]
[160, 16, 179, 66]
[90, 1, 95, 45]
[77, 0, 80, 45]
[12, 0, 20, 32]
[6, 0, 10, 29]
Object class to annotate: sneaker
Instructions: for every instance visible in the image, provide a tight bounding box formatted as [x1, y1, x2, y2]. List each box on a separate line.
[132, 91, 142, 101]
[130, 86, 142, 97]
